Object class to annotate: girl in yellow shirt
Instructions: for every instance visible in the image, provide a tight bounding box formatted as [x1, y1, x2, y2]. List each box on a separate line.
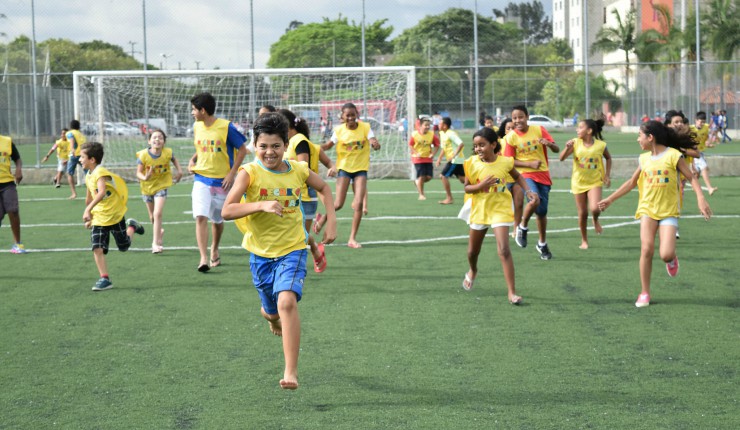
[462, 127, 539, 305]
[136, 129, 183, 254]
[599, 121, 712, 308]
[559, 118, 612, 249]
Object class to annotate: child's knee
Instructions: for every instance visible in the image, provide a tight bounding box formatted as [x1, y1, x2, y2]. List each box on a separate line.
[277, 292, 298, 313]
[497, 244, 512, 259]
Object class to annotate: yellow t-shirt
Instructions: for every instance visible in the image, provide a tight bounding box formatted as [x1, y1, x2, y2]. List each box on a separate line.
[410, 130, 436, 162]
[66, 129, 86, 157]
[85, 165, 128, 227]
[498, 138, 515, 184]
[284, 133, 320, 202]
[0, 136, 14, 183]
[570, 138, 607, 194]
[690, 124, 709, 151]
[192, 118, 231, 179]
[440, 129, 465, 164]
[137, 147, 173, 196]
[240, 160, 310, 258]
[503, 125, 552, 185]
[55, 138, 70, 160]
[466, 155, 515, 225]
[636, 148, 683, 220]
[334, 122, 371, 173]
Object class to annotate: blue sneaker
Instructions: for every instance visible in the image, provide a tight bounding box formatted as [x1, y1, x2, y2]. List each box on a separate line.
[127, 218, 145, 235]
[92, 277, 113, 291]
[10, 243, 27, 254]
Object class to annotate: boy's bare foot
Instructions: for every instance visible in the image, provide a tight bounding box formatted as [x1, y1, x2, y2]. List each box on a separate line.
[594, 220, 603, 235]
[68, 194, 77, 200]
[347, 240, 362, 249]
[279, 377, 299, 390]
[438, 199, 453, 205]
[709, 187, 717, 196]
[418, 195, 426, 201]
[261, 308, 282, 336]
[579, 242, 589, 250]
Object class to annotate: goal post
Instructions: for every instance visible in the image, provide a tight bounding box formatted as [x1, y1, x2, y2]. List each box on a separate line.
[73, 66, 416, 180]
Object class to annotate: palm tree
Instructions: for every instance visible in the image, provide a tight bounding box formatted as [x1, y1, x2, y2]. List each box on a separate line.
[591, 7, 637, 98]
[701, 0, 740, 107]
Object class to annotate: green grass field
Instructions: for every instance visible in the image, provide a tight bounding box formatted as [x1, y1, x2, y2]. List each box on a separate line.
[2, 177, 739, 429]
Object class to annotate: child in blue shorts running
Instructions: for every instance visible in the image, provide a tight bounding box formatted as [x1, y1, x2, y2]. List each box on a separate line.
[222, 113, 337, 390]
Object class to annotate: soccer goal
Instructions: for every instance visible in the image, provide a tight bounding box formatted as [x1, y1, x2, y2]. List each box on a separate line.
[73, 67, 416, 180]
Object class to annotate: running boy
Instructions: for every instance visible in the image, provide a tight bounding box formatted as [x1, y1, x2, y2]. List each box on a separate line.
[222, 113, 337, 390]
[409, 116, 440, 200]
[66, 120, 87, 199]
[80, 142, 145, 291]
[435, 117, 465, 205]
[689, 111, 718, 195]
[41, 129, 70, 188]
[1, 133, 26, 253]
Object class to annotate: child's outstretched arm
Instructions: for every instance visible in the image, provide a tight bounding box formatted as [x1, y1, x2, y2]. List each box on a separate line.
[598, 166, 640, 211]
[222, 170, 284, 219]
[306, 171, 337, 244]
[318, 149, 336, 177]
[559, 139, 575, 161]
[676, 157, 712, 220]
[603, 148, 612, 188]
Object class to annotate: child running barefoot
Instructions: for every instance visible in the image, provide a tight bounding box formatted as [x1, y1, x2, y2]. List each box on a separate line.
[409, 116, 440, 200]
[136, 129, 183, 254]
[222, 113, 337, 390]
[41, 129, 70, 189]
[435, 117, 465, 205]
[462, 127, 539, 305]
[559, 118, 612, 249]
[598, 121, 711, 308]
[279, 108, 336, 273]
[689, 111, 718, 196]
[317, 102, 379, 248]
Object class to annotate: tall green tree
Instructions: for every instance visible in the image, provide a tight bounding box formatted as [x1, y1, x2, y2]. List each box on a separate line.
[701, 0, 740, 106]
[492, 1, 552, 45]
[267, 16, 393, 68]
[591, 8, 637, 99]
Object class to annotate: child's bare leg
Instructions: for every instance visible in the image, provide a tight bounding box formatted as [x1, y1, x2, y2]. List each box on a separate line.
[362, 187, 369, 215]
[535, 214, 547, 244]
[195, 216, 209, 267]
[466, 228, 486, 284]
[305, 219, 320, 259]
[348, 177, 367, 248]
[67, 173, 76, 198]
[415, 177, 426, 200]
[700, 168, 717, 195]
[277, 291, 300, 390]
[639, 217, 659, 296]
[493, 226, 520, 302]
[574, 192, 589, 249]
[261, 307, 282, 336]
[153, 197, 166, 247]
[92, 248, 108, 278]
[210, 222, 224, 265]
[658, 224, 677, 264]
[55, 171, 63, 185]
[439, 175, 453, 204]
[520, 195, 537, 229]
[7, 212, 21, 244]
[588, 187, 603, 235]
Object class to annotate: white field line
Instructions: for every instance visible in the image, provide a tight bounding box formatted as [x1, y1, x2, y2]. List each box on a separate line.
[2, 215, 736, 253]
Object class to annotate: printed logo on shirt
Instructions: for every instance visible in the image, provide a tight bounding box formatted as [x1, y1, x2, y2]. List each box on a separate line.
[257, 187, 303, 208]
[477, 177, 507, 193]
[343, 140, 365, 152]
[575, 156, 599, 170]
[197, 139, 223, 153]
[517, 140, 540, 155]
[642, 169, 672, 187]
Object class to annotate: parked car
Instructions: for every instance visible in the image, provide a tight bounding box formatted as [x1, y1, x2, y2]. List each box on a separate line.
[527, 115, 563, 128]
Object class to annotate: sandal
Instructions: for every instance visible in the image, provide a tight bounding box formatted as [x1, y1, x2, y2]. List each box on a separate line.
[197, 264, 210, 273]
[462, 272, 474, 291]
[313, 243, 327, 273]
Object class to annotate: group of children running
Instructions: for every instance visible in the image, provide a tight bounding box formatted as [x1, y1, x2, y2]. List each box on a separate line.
[2, 99, 717, 390]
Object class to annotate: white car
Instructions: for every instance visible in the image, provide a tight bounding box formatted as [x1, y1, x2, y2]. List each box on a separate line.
[528, 115, 563, 128]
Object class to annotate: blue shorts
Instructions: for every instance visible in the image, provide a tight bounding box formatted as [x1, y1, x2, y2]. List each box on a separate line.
[524, 178, 551, 217]
[441, 162, 465, 178]
[67, 155, 80, 175]
[338, 170, 368, 181]
[249, 249, 307, 315]
[302, 201, 317, 219]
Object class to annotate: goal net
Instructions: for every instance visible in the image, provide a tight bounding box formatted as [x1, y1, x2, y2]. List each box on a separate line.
[73, 67, 416, 180]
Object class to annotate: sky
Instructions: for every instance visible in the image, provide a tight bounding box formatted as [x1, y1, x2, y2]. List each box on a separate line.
[1, 0, 551, 71]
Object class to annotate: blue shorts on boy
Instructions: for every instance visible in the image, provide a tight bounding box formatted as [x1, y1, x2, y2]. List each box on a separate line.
[249, 249, 307, 315]
[525, 177, 550, 217]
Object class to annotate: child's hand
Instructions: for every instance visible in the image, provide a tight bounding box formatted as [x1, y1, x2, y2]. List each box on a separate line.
[321, 222, 337, 245]
[525, 189, 540, 205]
[326, 165, 337, 177]
[479, 175, 497, 191]
[83, 210, 92, 225]
[603, 176, 611, 188]
[528, 160, 542, 169]
[261, 200, 283, 217]
[435, 159, 441, 167]
[597, 198, 611, 211]
[144, 166, 153, 180]
[84, 220, 92, 229]
[174, 171, 182, 183]
[42, 156, 49, 163]
[188, 159, 196, 174]
[564, 139, 574, 150]
[370, 138, 380, 151]
[699, 201, 712, 221]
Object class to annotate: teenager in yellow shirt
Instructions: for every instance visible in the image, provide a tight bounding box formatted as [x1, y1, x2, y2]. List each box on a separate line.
[0, 133, 25, 253]
[136, 129, 183, 254]
[222, 112, 337, 390]
[559, 118, 612, 250]
[435, 117, 465, 205]
[41, 129, 70, 189]
[599, 121, 711, 308]
[461, 127, 538, 304]
[409, 116, 440, 200]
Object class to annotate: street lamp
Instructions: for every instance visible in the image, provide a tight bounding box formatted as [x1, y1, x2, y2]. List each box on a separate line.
[159, 53, 172, 70]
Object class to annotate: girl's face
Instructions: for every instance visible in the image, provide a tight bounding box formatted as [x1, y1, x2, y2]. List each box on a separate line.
[473, 136, 496, 161]
[668, 115, 684, 128]
[419, 121, 431, 134]
[511, 109, 528, 131]
[504, 121, 514, 134]
[576, 121, 591, 139]
[637, 130, 653, 151]
[255, 133, 287, 170]
[342, 107, 358, 129]
[149, 131, 165, 149]
[484, 119, 494, 128]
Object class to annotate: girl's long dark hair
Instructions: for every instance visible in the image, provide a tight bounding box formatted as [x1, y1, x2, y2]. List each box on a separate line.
[641, 120, 697, 152]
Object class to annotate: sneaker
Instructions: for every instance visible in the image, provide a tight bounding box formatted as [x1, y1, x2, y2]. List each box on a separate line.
[10, 243, 27, 254]
[515, 226, 528, 248]
[92, 277, 113, 291]
[666, 256, 679, 277]
[635, 293, 650, 308]
[536, 243, 552, 260]
[126, 218, 145, 235]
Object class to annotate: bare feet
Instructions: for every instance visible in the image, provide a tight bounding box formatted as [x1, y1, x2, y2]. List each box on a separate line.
[438, 199, 453, 205]
[579, 242, 589, 250]
[261, 308, 282, 336]
[418, 195, 427, 201]
[594, 220, 603, 235]
[508, 294, 523, 305]
[68, 194, 77, 200]
[709, 187, 717, 196]
[347, 240, 362, 249]
[279, 377, 299, 390]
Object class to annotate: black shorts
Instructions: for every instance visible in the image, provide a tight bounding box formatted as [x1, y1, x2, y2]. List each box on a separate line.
[441, 162, 465, 178]
[0, 182, 19, 221]
[91, 218, 130, 254]
[414, 162, 434, 178]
